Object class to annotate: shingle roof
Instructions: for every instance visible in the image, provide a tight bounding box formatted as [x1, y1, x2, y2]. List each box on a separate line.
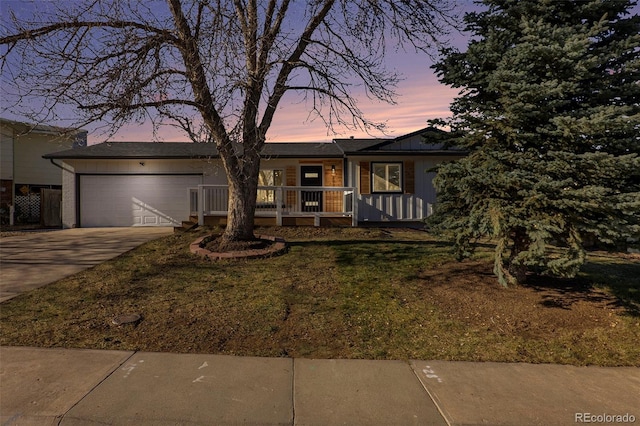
[333, 138, 391, 153]
[261, 142, 343, 158]
[43, 142, 212, 159]
[43, 127, 465, 160]
[1, 117, 87, 136]
[44, 141, 343, 159]
[335, 127, 466, 155]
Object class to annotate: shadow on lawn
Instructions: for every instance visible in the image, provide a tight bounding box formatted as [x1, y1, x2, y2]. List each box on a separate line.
[581, 260, 640, 317]
[526, 260, 640, 317]
[288, 239, 454, 247]
[288, 239, 456, 265]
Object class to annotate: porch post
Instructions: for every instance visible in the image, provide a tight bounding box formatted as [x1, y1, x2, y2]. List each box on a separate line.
[198, 185, 204, 226]
[351, 188, 358, 227]
[275, 187, 283, 226]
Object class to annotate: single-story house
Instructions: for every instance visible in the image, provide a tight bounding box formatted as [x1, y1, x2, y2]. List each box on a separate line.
[1, 118, 87, 225]
[43, 127, 465, 228]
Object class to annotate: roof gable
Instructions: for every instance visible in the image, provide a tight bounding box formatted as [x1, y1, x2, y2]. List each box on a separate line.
[334, 127, 464, 155]
[333, 137, 391, 154]
[377, 127, 451, 151]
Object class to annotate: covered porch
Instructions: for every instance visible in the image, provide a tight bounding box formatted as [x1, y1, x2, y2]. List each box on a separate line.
[189, 185, 358, 227]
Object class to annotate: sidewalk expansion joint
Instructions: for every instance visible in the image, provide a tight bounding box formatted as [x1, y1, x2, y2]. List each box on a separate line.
[408, 361, 451, 426]
[291, 357, 296, 426]
[57, 350, 139, 425]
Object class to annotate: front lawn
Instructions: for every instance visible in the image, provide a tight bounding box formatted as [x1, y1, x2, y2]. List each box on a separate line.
[1, 227, 638, 366]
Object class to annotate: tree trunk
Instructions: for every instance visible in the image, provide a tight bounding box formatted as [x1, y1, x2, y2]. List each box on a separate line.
[220, 173, 259, 247]
[508, 228, 530, 284]
[217, 143, 261, 247]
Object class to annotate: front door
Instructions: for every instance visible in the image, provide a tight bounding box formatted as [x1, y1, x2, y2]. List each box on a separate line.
[300, 165, 323, 212]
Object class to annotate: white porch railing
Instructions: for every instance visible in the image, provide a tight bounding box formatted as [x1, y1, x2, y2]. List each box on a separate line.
[188, 185, 357, 226]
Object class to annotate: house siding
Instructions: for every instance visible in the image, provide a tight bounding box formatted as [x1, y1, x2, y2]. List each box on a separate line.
[349, 156, 458, 222]
[0, 126, 13, 180]
[13, 133, 70, 185]
[67, 158, 225, 179]
[1, 120, 84, 224]
[0, 127, 14, 209]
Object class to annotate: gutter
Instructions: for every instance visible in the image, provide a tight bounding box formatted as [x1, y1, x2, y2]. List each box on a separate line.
[47, 158, 76, 174]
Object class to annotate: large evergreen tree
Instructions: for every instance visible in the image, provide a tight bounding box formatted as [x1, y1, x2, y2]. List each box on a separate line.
[428, 0, 640, 286]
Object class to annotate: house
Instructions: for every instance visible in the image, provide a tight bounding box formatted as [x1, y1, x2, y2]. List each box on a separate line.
[0, 118, 87, 225]
[43, 127, 465, 228]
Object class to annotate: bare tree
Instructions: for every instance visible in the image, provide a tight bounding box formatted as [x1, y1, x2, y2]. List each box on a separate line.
[1, 0, 453, 245]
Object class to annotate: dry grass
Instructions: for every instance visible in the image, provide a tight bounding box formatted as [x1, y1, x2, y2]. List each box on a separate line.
[1, 226, 638, 366]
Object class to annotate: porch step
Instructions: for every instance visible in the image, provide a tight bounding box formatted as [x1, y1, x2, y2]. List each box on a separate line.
[174, 220, 198, 233]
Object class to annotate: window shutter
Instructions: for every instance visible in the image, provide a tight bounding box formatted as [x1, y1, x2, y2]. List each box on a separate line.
[360, 162, 370, 195]
[404, 160, 415, 194]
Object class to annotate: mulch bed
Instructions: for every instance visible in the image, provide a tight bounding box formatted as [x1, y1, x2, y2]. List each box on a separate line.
[191, 233, 287, 260]
[203, 235, 272, 252]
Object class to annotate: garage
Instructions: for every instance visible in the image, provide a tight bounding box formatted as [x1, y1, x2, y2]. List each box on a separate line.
[79, 174, 202, 227]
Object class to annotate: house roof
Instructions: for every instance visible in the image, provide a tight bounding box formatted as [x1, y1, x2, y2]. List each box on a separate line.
[44, 141, 344, 160]
[43, 127, 466, 160]
[1, 117, 88, 137]
[262, 142, 343, 158]
[333, 138, 391, 153]
[335, 127, 466, 156]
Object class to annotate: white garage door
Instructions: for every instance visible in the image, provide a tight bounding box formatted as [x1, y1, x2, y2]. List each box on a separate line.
[80, 175, 202, 227]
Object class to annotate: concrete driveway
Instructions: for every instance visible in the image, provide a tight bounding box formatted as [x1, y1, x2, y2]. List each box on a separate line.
[0, 227, 173, 302]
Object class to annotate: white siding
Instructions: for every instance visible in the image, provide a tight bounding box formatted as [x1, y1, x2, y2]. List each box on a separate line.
[69, 159, 227, 183]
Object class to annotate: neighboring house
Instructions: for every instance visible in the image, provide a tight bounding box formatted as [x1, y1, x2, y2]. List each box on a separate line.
[0, 118, 87, 224]
[43, 127, 465, 228]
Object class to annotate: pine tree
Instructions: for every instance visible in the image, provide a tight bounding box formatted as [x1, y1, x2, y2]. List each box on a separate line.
[428, 0, 640, 286]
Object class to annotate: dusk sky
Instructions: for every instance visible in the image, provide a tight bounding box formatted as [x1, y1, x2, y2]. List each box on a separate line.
[101, 3, 474, 144]
[0, 1, 479, 145]
[2, 1, 637, 145]
[110, 43, 464, 144]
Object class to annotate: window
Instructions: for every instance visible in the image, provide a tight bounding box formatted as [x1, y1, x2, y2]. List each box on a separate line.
[372, 162, 402, 193]
[257, 169, 283, 204]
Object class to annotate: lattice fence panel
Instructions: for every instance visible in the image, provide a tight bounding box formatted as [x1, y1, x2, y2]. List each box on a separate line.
[15, 194, 40, 223]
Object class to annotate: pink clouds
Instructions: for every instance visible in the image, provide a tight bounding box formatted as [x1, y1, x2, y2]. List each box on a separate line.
[246, 50, 459, 142]
[94, 19, 462, 144]
[263, 82, 457, 143]
[98, 79, 458, 144]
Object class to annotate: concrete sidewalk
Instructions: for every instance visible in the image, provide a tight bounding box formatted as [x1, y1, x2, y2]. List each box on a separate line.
[1, 347, 638, 425]
[0, 227, 172, 302]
